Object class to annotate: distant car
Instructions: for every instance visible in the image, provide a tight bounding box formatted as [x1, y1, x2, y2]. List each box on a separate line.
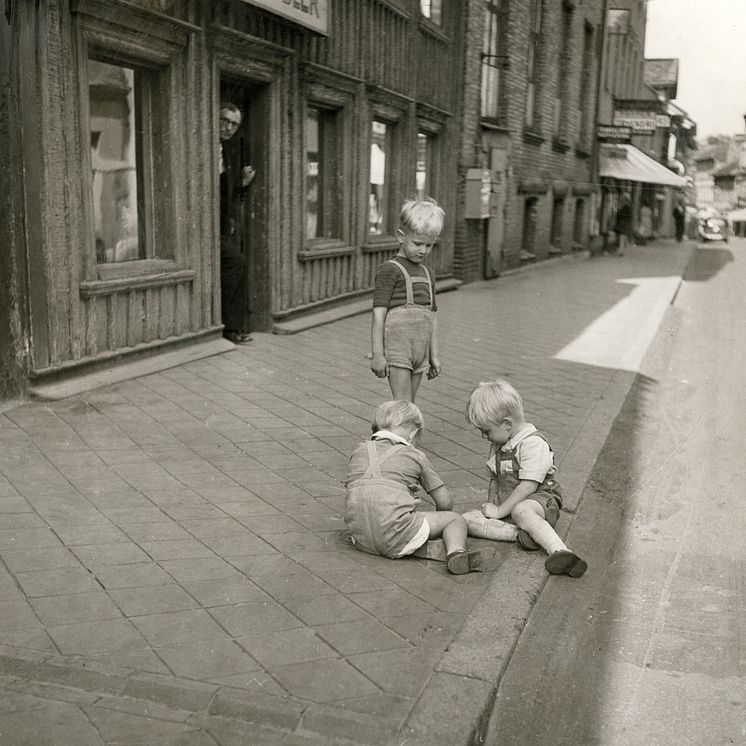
[698, 217, 729, 243]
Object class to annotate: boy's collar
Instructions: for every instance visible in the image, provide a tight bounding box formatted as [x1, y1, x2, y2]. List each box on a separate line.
[372, 430, 411, 446]
[501, 423, 537, 451]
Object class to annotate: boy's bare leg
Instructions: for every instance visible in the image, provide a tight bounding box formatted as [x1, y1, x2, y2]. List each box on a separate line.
[410, 371, 424, 402]
[463, 509, 518, 541]
[388, 367, 414, 401]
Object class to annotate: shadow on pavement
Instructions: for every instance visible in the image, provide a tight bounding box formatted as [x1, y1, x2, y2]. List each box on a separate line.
[684, 245, 734, 282]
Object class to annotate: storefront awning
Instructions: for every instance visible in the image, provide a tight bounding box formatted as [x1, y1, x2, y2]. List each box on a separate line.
[599, 144, 687, 187]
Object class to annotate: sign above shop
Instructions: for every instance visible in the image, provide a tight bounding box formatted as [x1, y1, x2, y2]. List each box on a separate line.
[241, 0, 329, 35]
[613, 110, 671, 135]
[597, 124, 632, 142]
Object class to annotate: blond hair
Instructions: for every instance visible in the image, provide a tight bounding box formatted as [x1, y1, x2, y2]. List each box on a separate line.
[399, 196, 444, 237]
[372, 400, 424, 433]
[466, 380, 524, 429]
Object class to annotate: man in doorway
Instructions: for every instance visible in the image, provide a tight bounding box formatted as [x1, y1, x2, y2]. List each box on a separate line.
[219, 102, 255, 344]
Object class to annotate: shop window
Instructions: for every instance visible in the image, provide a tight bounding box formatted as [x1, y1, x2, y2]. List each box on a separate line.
[481, 0, 508, 122]
[369, 120, 393, 235]
[305, 105, 341, 242]
[88, 56, 172, 265]
[420, 0, 442, 25]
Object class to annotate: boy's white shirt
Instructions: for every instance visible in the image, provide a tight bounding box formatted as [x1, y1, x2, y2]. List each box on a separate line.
[486, 423, 554, 483]
[371, 430, 411, 447]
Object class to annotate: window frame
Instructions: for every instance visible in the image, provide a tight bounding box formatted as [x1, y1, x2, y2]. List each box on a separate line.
[480, 0, 509, 125]
[299, 63, 357, 259]
[525, 0, 544, 131]
[363, 90, 410, 250]
[73, 2, 196, 287]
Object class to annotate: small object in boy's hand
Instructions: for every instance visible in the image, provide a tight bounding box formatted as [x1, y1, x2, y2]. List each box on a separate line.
[427, 366, 438, 379]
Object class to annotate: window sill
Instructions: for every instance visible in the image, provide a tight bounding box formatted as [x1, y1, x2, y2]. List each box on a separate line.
[523, 129, 545, 146]
[419, 19, 449, 43]
[480, 118, 510, 133]
[575, 146, 591, 159]
[361, 236, 399, 254]
[81, 265, 194, 297]
[552, 138, 570, 153]
[298, 241, 356, 262]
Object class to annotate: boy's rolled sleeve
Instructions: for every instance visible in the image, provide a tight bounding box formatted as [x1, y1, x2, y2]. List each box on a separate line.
[516, 436, 553, 483]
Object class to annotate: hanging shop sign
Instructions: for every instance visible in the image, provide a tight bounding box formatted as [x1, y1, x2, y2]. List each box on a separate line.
[597, 124, 632, 143]
[613, 110, 671, 135]
[241, 0, 329, 35]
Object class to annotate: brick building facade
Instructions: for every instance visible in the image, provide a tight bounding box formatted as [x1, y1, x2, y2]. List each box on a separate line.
[453, 0, 606, 281]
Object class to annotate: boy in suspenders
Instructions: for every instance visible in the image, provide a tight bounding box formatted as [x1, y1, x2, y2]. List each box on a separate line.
[344, 401, 483, 574]
[371, 197, 443, 402]
[466, 380, 588, 578]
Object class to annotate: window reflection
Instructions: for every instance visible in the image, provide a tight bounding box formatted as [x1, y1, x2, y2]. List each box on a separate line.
[369, 120, 388, 235]
[306, 107, 320, 240]
[421, 0, 442, 24]
[416, 133, 428, 199]
[88, 59, 142, 263]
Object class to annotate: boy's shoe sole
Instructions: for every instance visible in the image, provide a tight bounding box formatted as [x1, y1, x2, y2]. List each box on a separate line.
[545, 550, 587, 578]
[446, 550, 484, 575]
[516, 530, 541, 551]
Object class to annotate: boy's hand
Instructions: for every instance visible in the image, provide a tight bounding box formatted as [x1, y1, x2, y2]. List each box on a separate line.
[427, 357, 441, 379]
[482, 502, 501, 519]
[371, 355, 388, 378]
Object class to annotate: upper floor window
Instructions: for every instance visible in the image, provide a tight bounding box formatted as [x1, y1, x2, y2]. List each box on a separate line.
[481, 0, 509, 122]
[416, 132, 430, 199]
[525, 0, 543, 129]
[305, 105, 341, 241]
[420, 0, 442, 25]
[554, 3, 573, 139]
[607, 9, 630, 34]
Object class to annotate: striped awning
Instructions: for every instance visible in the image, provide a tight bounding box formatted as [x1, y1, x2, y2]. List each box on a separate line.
[599, 144, 687, 187]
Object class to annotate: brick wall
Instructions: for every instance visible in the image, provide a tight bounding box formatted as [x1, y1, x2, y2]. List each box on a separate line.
[455, 0, 605, 278]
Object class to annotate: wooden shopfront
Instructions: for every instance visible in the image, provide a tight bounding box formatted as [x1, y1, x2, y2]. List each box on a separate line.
[2, 0, 463, 398]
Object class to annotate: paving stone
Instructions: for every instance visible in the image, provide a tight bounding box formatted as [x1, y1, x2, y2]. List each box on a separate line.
[119, 521, 194, 543]
[30, 590, 123, 627]
[53, 523, 129, 546]
[46, 618, 144, 655]
[109, 584, 200, 617]
[197, 532, 276, 558]
[269, 657, 378, 704]
[73, 542, 152, 568]
[14, 566, 100, 597]
[226, 554, 304, 579]
[207, 687, 305, 732]
[158, 557, 244, 584]
[85, 702, 201, 742]
[0, 625, 55, 652]
[207, 671, 286, 696]
[236, 628, 338, 668]
[0, 698, 104, 745]
[348, 646, 445, 697]
[156, 638, 262, 680]
[179, 577, 269, 608]
[122, 671, 218, 712]
[1, 545, 81, 573]
[0, 526, 64, 550]
[348, 589, 437, 619]
[138, 540, 216, 561]
[93, 563, 174, 590]
[131, 609, 228, 647]
[312, 619, 409, 656]
[207, 600, 304, 637]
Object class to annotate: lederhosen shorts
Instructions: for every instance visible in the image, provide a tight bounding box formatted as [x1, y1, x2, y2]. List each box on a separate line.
[383, 260, 434, 375]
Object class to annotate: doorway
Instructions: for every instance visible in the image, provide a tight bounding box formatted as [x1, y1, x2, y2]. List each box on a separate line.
[219, 76, 271, 332]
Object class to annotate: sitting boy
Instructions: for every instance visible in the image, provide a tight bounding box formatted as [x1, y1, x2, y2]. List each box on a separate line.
[465, 380, 587, 578]
[344, 400, 482, 574]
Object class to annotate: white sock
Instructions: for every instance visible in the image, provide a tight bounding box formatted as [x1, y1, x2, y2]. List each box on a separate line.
[518, 511, 567, 555]
[463, 510, 519, 542]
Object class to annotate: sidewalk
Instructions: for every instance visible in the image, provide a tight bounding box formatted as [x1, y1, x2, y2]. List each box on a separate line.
[0, 240, 694, 745]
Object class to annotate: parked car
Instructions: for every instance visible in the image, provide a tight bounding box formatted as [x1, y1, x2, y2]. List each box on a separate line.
[698, 217, 729, 243]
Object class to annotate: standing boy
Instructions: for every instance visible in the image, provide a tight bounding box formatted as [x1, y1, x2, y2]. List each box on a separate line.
[370, 197, 443, 402]
[466, 380, 587, 578]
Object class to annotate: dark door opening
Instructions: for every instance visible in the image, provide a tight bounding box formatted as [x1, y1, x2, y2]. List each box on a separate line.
[219, 77, 271, 333]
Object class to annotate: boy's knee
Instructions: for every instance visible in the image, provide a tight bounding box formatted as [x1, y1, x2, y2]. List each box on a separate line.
[511, 502, 540, 525]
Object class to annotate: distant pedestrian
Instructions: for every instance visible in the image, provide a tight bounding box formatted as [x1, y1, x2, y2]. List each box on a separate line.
[465, 380, 587, 577]
[613, 192, 632, 256]
[673, 198, 686, 242]
[344, 400, 484, 574]
[370, 197, 443, 402]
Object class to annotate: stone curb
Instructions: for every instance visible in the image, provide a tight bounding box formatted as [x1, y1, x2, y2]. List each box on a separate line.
[398, 241, 698, 745]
